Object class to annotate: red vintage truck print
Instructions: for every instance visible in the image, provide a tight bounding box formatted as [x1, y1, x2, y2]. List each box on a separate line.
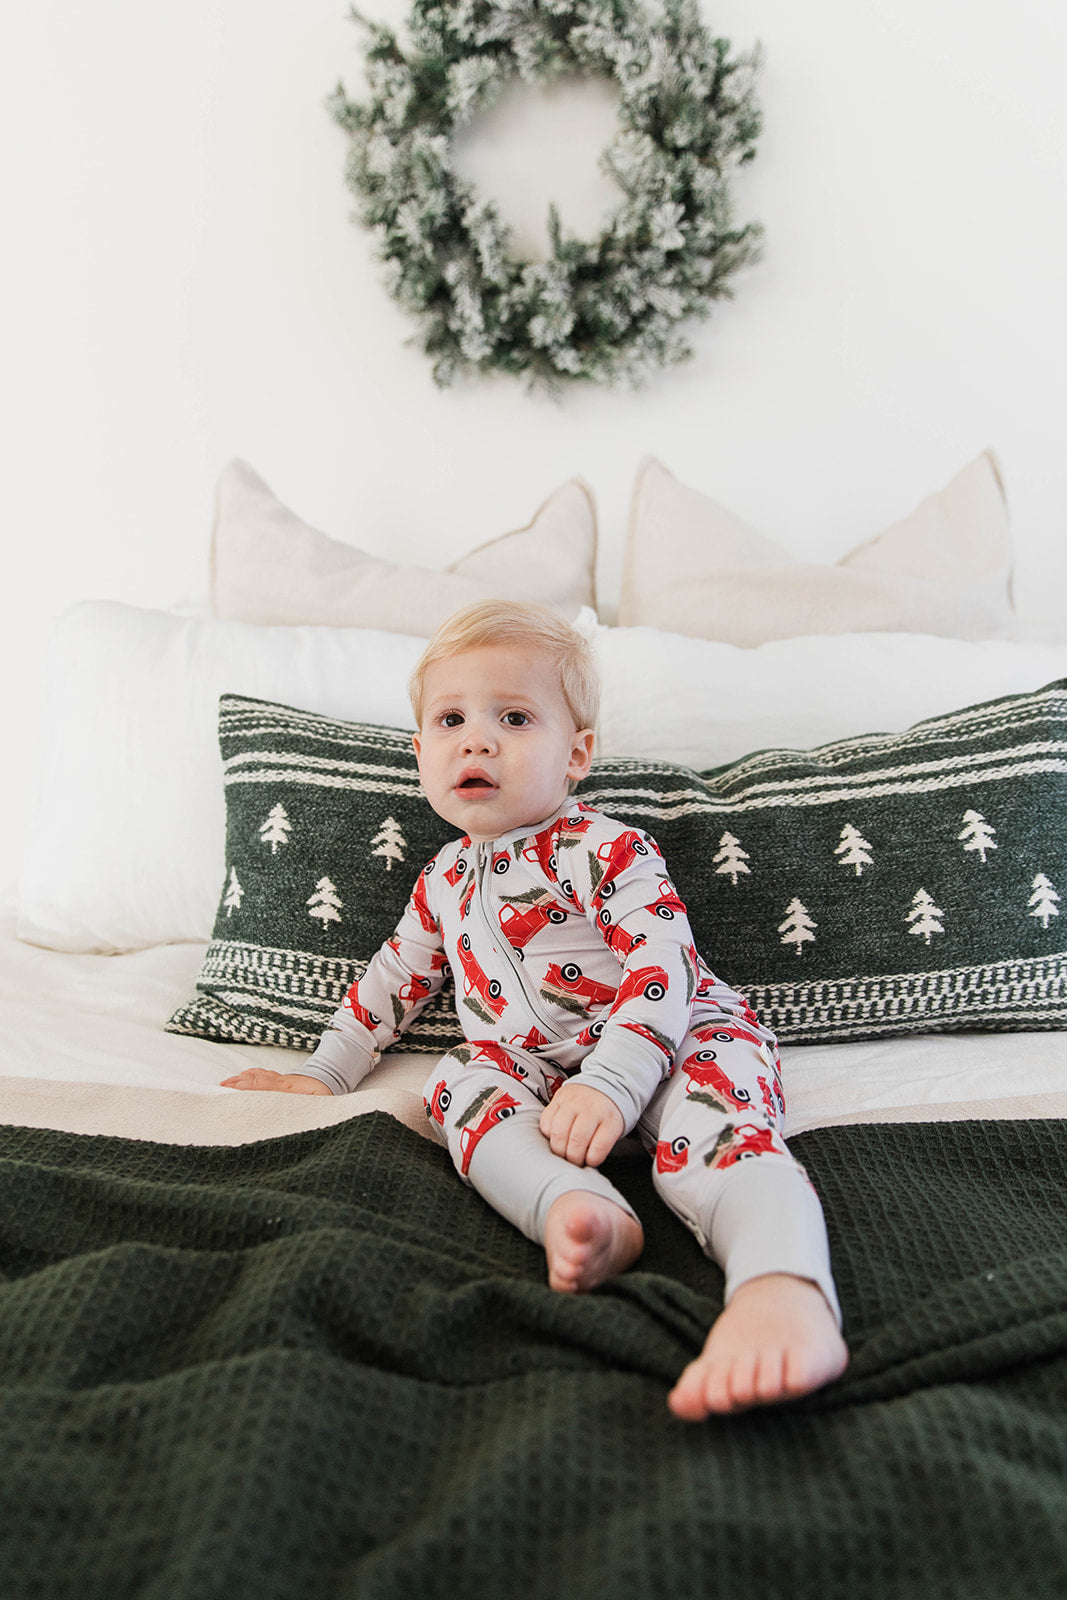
[708, 1122, 781, 1169]
[396, 972, 435, 1006]
[455, 932, 508, 1018]
[596, 904, 647, 962]
[521, 829, 559, 880]
[690, 1018, 765, 1052]
[426, 1079, 452, 1125]
[509, 1025, 549, 1053]
[540, 961, 618, 1012]
[680, 1047, 753, 1109]
[343, 988, 382, 1031]
[559, 810, 596, 839]
[655, 1134, 690, 1174]
[651, 878, 688, 920]
[468, 1039, 533, 1085]
[611, 964, 670, 1009]
[498, 892, 569, 950]
[758, 1073, 784, 1118]
[592, 829, 662, 907]
[411, 871, 440, 935]
[459, 1088, 522, 1175]
[444, 853, 470, 887]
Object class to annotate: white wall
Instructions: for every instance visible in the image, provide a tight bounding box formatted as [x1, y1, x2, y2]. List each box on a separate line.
[3, 0, 1067, 886]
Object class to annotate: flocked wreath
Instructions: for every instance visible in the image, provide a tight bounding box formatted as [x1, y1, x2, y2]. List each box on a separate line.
[329, 0, 762, 388]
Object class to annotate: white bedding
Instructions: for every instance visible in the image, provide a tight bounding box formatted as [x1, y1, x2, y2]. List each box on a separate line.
[3, 911, 1066, 1147]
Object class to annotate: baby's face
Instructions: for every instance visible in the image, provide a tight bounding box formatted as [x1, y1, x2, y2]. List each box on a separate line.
[413, 643, 594, 843]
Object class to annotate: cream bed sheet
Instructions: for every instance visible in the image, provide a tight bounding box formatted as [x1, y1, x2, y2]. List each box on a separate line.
[2, 913, 1067, 1146]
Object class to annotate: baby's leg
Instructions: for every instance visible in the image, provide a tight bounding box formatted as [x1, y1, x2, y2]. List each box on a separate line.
[638, 1023, 847, 1417]
[424, 1049, 643, 1292]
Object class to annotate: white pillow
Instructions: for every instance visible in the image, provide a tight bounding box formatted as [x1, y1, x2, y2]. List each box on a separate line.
[18, 604, 428, 953]
[19, 600, 1067, 955]
[620, 451, 1016, 644]
[591, 620, 1067, 769]
[211, 459, 598, 630]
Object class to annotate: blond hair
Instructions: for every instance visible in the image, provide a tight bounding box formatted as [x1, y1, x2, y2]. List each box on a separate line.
[409, 601, 599, 732]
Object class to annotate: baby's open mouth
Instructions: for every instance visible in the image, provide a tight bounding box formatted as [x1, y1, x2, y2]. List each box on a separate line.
[457, 773, 496, 791]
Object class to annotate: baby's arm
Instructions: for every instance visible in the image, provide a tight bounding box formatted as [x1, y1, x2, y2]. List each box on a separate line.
[222, 864, 447, 1094]
[558, 831, 699, 1132]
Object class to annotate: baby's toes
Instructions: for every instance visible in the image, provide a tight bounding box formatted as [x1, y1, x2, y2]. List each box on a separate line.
[753, 1346, 790, 1406]
[721, 1347, 763, 1412]
[667, 1359, 712, 1420]
[669, 1351, 732, 1419]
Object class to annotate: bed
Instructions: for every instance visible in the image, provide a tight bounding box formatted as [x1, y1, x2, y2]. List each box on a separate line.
[4, 456, 1067, 1598]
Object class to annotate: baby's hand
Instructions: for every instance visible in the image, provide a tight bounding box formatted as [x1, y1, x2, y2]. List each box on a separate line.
[220, 1068, 333, 1095]
[539, 1082, 624, 1167]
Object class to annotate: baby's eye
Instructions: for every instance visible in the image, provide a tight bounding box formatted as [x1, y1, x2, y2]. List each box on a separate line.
[503, 711, 530, 727]
[441, 712, 464, 728]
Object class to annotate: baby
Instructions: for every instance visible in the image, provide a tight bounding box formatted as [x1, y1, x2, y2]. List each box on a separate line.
[223, 600, 848, 1419]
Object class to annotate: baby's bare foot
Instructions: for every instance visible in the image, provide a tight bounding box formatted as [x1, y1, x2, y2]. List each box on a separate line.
[668, 1273, 848, 1421]
[544, 1192, 644, 1293]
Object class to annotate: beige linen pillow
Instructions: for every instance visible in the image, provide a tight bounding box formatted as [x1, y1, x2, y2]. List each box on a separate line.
[619, 451, 1015, 645]
[211, 459, 597, 633]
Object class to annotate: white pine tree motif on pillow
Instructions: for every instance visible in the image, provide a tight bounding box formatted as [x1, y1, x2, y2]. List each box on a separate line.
[714, 831, 751, 885]
[259, 803, 292, 854]
[308, 877, 343, 927]
[778, 898, 816, 954]
[906, 888, 944, 945]
[223, 866, 243, 917]
[371, 815, 406, 871]
[835, 823, 874, 876]
[958, 810, 997, 863]
[1028, 873, 1060, 929]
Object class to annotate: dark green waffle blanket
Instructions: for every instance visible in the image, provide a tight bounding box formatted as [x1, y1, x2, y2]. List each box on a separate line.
[2, 1112, 1066, 1600]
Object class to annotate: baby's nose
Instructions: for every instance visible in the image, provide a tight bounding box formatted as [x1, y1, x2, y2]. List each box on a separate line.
[463, 722, 496, 754]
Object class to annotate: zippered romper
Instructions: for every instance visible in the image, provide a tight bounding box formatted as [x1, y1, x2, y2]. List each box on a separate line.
[302, 802, 840, 1318]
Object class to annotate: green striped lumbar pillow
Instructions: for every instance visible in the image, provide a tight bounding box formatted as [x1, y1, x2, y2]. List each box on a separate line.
[169, 684, 1067, 1052]
[167, 697, 461, 1054]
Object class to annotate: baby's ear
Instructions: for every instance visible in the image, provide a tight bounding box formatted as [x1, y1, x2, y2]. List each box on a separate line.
[568, 728, 595, 780]
[412, 732, 421, 759]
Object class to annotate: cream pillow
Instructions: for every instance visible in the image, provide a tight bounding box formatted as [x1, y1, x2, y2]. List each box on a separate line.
[620, 451, 1015, 644]
[211, 459, 598, 632]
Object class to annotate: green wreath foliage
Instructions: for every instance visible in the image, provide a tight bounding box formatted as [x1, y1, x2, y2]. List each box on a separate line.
[329, 0, 762, 387]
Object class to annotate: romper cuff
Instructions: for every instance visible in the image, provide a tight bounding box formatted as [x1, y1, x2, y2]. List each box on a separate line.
[706, 1157, 843, 1327]
[301, 1027, 377, 1096]
[565, 1064, 649, 1137]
